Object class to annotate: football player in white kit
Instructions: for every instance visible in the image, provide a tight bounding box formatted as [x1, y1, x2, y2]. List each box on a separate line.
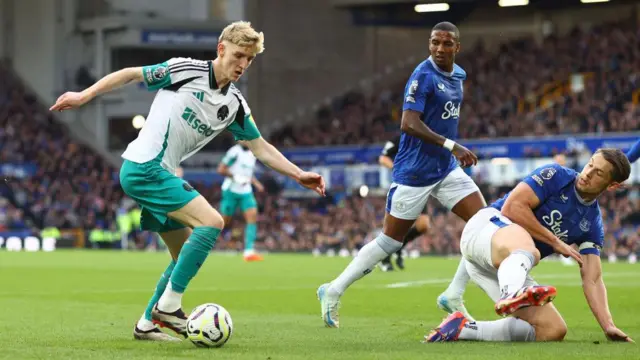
[218, 143, 265, 261]
[50, 21, 325, 342]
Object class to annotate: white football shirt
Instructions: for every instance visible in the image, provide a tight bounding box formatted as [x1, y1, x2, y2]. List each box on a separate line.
[220, 144, 257, 194]
[121, 57, 261, 174]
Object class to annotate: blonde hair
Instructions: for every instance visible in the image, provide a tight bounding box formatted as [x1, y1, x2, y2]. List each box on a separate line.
[218, 21, 265, 55]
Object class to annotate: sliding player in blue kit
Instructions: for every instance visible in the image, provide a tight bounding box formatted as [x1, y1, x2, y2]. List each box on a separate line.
[426, 149, 633, 343]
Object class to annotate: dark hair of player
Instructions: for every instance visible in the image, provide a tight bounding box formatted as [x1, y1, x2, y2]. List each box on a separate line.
[596, 148, 631, 183]
[432, 22, 460, 41]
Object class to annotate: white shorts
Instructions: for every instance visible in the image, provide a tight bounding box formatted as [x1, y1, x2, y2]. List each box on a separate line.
[460, 207, 537, 302]
[386, 167, 480, 220]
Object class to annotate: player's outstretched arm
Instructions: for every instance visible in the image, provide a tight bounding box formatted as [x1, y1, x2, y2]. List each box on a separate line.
[501, 183, 583, 265]
[239, 138, 325, 196]
[251, 177, 265, 193]
[50, 67, 144, 111]
[378, 155, 394, 169]
[580, 253, 634, 342]
[626, 139, 640, 164]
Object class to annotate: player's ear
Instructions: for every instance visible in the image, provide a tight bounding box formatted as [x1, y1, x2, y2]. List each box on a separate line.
[217, 42, 225, 58]
[455, 41, 461, 54]
[607, 182, 625, 192]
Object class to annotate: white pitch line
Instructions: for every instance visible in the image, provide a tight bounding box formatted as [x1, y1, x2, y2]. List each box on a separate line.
[0, 272, 638, 298]
[385, 271, 640, 289]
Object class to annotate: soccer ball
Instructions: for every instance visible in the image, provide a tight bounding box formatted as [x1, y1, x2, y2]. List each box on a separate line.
[186, 303, 233, 348]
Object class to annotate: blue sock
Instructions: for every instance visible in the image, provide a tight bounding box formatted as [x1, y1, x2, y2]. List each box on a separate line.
[245, 223, 257, 252]
[170, 226, 221, 293]
[144, 260, 176, 321]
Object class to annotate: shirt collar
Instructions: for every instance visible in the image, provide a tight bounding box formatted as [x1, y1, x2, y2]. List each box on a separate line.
[208, 61, 231, 95]
[428, 56, 453, 78]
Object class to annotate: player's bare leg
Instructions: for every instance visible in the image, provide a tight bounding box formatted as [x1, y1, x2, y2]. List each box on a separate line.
[438, 191, 486, 321]
[134, 228, 191, 341]
[432, 300, 567, 342]
[489, 225, 555, 317]
[242, 207, 262, 261]
[150, 197, 225, 336]
[426, 303, 565, 343]
[318, 212, 412, 327]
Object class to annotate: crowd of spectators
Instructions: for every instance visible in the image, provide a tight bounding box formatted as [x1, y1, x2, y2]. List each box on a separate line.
[269, 19, 640, 148]
[0, 65, 124, 234]
[0, 19, 638, 259]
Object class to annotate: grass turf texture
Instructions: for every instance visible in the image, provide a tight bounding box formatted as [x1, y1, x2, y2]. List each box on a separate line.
[0, 251, 637, 359]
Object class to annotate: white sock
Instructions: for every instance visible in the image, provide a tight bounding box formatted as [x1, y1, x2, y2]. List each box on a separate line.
[497, 250, 534, 298]
[443, 258, 470, 298]
[137, 315, 155, 331]
[157, 282, 183, 312]
[459, 318, 536, 341]
[328, 234, 402, 296]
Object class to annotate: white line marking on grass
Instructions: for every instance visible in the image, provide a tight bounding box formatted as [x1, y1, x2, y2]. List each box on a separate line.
[385, 272, 640, 289]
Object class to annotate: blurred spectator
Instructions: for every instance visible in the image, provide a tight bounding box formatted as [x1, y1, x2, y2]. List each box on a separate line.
[269, 19, 639, 148]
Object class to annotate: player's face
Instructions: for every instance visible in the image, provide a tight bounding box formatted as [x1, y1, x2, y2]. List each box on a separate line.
[429, 31, 460, 70]
[218, 42, 256, 81]
[576, 153, 616, 195]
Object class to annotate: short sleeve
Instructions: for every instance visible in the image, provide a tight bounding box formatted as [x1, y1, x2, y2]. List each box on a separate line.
[141, 57, 209, 91]
[521, 164, 572, 204]
[227, 113, 261, 141]
[221, 146, 239, 166]
[227, 89, 261, 141]
[626, 139, 640, 164]
[577, 213, 605, 256]
[402, 72, 433, 113]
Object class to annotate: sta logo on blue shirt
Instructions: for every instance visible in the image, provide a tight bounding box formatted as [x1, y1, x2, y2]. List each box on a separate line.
[393, 56, 467, 187]
[491, 164, 604, 259]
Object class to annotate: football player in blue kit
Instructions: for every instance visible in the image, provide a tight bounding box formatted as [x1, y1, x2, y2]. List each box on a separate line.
[317, 21, 487, 328]
[426, 148, 634, 343]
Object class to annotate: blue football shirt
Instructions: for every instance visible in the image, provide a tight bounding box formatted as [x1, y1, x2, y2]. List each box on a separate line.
[393, 56, 466, 187]
[491, 164, 605, 259]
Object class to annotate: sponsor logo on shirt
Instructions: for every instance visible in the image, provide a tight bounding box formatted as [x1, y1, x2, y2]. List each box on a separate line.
[542, 210, 568, 241]
[441, 101, 460, 120]
[181, 107, 215, 137]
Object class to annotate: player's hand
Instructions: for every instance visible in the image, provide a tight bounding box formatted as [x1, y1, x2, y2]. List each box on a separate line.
[451, 143, 478, 168]
[233, 174, 251, 185]
[605, 326, 634, 342]
[254, 181, 265, 193]
[296, 171, 326, 197]
[552, 239, 583, 266]
[49, 91, 92, 111]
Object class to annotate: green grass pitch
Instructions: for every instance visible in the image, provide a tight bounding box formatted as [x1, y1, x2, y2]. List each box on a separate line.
[0, 251, 637, 359]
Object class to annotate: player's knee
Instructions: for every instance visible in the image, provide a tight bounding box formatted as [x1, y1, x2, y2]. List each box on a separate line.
[552, 322, 568, 341]
[537, 321, 567, 342]
[529, 311, 567, 342]
[201, 211, 225, 229]
[415, 215, 430, 232]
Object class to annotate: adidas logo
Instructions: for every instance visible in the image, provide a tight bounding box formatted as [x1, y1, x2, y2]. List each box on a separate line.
[192, 92, 205, 102]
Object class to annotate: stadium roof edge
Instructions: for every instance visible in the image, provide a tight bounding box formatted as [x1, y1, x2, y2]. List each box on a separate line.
[331, 0, 476, 7]
[78, 15, 227, 33]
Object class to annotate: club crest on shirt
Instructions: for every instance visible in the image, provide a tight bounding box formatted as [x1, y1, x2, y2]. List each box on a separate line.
[217, 105, 229, 121]
[540, 167, 556, 180]
[579, 218, 591, 232]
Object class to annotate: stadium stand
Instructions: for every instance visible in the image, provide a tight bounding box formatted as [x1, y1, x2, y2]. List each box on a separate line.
[269, 20, 640, 148]
[0, 19, 638, 259]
